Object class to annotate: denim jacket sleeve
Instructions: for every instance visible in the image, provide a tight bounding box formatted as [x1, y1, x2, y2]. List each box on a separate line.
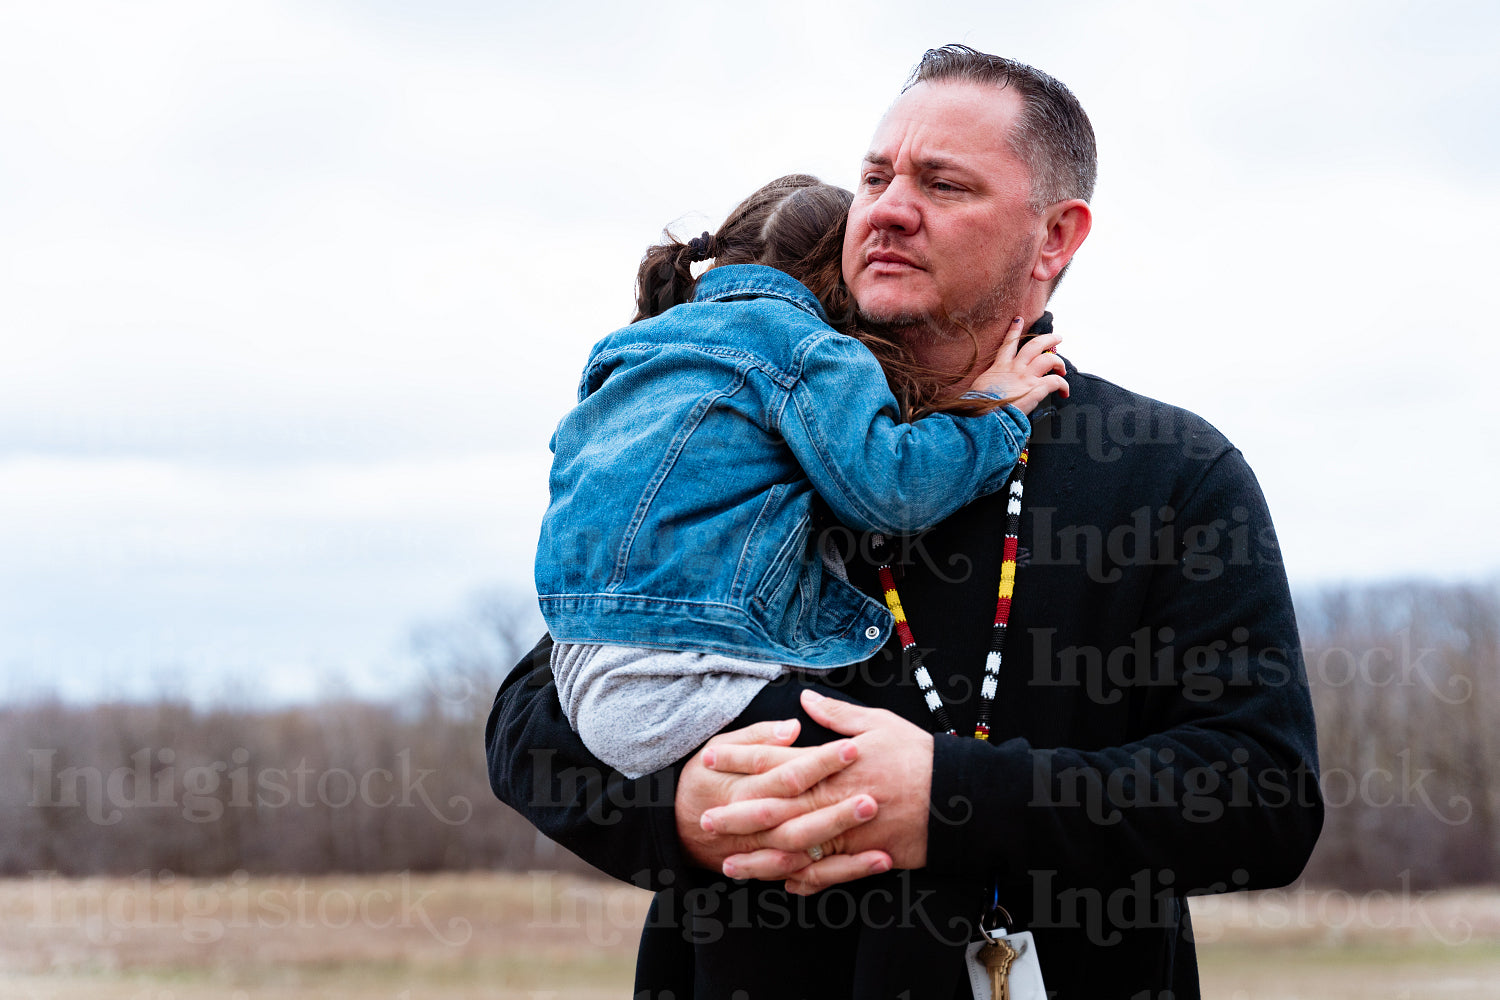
[778, 333, 1030, 535]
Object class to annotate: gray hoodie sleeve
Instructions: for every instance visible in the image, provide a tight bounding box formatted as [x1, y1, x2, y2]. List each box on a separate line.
[550, 641, 789, 779]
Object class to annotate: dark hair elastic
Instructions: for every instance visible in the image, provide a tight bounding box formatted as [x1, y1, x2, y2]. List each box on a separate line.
[686, 231, 718, 262]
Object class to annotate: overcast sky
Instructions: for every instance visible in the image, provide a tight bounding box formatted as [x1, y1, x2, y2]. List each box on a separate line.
[2, 0, 1496, 704]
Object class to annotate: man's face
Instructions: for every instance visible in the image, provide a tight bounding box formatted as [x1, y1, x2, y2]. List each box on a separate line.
[842, 81, 1041, 337]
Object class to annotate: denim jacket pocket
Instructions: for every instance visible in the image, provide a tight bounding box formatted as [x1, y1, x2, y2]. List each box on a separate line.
[737, 482, 812, 614]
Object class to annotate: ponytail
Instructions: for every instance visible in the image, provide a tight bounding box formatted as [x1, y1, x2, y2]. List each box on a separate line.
[633, 240, 699, 323]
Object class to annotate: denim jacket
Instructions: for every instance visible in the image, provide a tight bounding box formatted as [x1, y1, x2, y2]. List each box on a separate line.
[535, 264, 1030, 669]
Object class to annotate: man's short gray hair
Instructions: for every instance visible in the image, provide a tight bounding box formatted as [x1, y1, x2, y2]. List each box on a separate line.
[905, 45, 1097, 214]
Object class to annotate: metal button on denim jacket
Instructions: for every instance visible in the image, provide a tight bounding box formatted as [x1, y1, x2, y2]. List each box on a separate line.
[535, 264, 1030, 669]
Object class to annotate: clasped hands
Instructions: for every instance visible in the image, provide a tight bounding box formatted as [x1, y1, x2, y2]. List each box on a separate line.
[674, 689, 934, 895]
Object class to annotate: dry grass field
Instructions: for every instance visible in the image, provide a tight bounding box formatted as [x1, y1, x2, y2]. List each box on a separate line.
[2, 872, 1498, 999]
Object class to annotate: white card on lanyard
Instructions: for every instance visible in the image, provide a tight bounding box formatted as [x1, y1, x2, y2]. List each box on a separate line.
[964, 926, 1046, 1000]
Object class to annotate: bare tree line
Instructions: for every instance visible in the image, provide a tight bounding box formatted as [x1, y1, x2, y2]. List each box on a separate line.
[2, 581, 1496, 888]
[0, 594, 592, 879]
[1297, 580, 1500, 889]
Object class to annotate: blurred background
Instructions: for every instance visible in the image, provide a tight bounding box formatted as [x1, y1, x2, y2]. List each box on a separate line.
[2, 1, 1497, 997]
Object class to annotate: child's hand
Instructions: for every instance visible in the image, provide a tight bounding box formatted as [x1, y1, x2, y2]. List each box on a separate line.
[970, 316, 1069, 415]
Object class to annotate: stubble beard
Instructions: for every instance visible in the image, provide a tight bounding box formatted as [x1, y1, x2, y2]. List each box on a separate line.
[857, 244, 1035, 350]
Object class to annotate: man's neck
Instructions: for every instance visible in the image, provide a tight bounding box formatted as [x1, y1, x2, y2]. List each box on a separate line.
[906, 310, 1045, 391]
[907, 334, 996, 393]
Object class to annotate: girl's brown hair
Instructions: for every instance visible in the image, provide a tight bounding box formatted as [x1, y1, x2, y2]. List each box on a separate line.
[633, 174, 1001, 421]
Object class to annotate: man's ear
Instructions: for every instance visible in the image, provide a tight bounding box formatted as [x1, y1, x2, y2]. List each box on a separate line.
[1032, 199, 1092, 283]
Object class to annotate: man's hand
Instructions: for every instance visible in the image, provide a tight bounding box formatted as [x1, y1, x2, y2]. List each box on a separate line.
[674, 716, 893, 882]
[703, 690, 934, 895]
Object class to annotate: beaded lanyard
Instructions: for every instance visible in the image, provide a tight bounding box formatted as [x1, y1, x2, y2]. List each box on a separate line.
[873, 447, 1029, 740]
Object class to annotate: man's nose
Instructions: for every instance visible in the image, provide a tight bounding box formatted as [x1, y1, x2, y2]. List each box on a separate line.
[866, 177, 921, 234]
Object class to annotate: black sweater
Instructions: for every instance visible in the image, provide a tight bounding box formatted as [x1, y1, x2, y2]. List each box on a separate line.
[486, 361, 1324, 999]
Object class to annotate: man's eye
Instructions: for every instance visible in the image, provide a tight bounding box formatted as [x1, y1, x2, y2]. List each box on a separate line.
[932, 180, 959, 192]
[863, 174, 888, 188]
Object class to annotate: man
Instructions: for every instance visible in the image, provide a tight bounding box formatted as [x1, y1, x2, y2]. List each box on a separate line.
[487, 45, 1322, 998]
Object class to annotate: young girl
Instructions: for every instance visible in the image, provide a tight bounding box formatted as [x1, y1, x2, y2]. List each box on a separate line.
[535, 173, 1065, 780]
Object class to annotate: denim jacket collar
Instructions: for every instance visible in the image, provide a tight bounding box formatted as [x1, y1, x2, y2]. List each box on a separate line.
[693, 264, 831, 325]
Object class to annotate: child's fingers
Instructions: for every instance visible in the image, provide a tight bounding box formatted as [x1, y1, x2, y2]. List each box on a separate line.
[979, 319, 1029, 379]
[1016, 332, 1062, 364]
[1011, 374, 1069, 412]
[1038, 373, 1069, 399]
[1026, 352, 1065, 378]
[995, 316, 1025, 357]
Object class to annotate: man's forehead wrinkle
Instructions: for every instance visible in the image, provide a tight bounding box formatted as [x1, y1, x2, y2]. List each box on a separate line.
[871, 123, 963, 168]
[861, 151, 969, 173]
[915, 156, 968, 173]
